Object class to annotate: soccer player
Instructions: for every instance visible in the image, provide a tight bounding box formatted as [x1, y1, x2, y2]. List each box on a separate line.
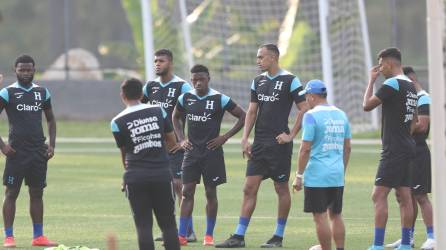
[292, 80, 351, 250]
[216, 44, 308, 248]
[172, 64, 245, 246]
[141, 49, 196, 242]
[363, 48, 418, 250]
[385, 66, 435, 250]
[0, 55, 57, 247]
[111, 78, 180, 250]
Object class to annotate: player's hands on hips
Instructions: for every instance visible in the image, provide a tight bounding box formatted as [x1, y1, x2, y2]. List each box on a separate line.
[276, 132, 292, 144]
[241, 138, 252, 159]
[1, 144, 16, 157]
[46, 145, 55, 159]
[292, 177, 303, 192]
[207, 135, 228, 150]
[180, 139, 193, 151]
[369, 65, 380, 83]
[169, 142, 183, 154]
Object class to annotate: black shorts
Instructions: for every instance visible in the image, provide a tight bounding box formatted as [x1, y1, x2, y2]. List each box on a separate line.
[182, 147, 226, 186]
[304, 187, 344, 214]
[168, 150, 184, 179]
[246, 142, 293, 182]
[3, 144, 48, 188]
[411, 146, 431, 195]
[375, 152, 413, 188]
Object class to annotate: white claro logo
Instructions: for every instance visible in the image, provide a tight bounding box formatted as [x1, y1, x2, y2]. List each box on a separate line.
[17, 102, 41, 111]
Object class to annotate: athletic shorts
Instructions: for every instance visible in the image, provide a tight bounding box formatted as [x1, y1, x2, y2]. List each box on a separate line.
[411, 146, 431, 195]
[168, 150, 184, 179]
[3, 143, 48, 188]
[246, 142, 293, 182]
[375, 151, 413, 188]
[304, 187, 344, 214]
[182, 147, 226, 186]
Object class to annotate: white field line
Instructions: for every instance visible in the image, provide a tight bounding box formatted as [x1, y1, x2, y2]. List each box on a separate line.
[55, 137, 384, 153]
[57, 137, 383, 145]
[44, 213, 413, 222]
[54, 148, 380, 154]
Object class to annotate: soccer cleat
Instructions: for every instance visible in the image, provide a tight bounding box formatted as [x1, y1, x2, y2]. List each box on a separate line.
[385, 239, 415, 248]
[260, 235, 283, 248]
[178, 236, 188, 246]
[385, 239, 402, 248]
[308, 244, 322, 250]
[215, 234, 245, 248]
[202, 235, 214, 246]
[3, 236, 16, 248]
[187, 231, 197, 242]
[31, 235, 58, 246]
[420, 238, 436, 250]
[395, 244, 412, 250]
[367, 246, 384, 250]
[154, 235, 163, 241]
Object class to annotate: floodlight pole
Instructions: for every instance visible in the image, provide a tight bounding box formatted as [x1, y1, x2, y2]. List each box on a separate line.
[140, 0, 155, 81]
[427, 0, 446, 247]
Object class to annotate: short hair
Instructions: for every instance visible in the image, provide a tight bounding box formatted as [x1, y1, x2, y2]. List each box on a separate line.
[403, 66, 416, 76]
[378, 47, 401, 62]
[259, 43, 280, 57]
[154, 49, 173, 61]
[15, 54, 35, 67]
[316, 93, 328, 98]
[121, 78, 143, 100]
[190, 64, 209, 75]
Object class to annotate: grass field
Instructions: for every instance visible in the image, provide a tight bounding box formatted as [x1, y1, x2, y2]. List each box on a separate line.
[0, 121, 428, 250]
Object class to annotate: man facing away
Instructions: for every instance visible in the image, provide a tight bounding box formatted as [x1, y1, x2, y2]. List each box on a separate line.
[111, 78, 180, 250]
[292, 79, 351, 250]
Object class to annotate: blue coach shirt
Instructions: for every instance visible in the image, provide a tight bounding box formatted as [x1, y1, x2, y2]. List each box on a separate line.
[302, 104, 351, 187]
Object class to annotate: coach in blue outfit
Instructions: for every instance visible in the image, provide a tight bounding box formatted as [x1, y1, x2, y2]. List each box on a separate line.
[292, 79, 351, 250]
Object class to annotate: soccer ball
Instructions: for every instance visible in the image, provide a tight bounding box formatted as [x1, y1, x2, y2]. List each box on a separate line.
[308, 245, 322, 250]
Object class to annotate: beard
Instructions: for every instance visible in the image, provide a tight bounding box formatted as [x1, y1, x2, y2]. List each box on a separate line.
[17, 74, 34, 86]
[155, 69, 168, 76]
